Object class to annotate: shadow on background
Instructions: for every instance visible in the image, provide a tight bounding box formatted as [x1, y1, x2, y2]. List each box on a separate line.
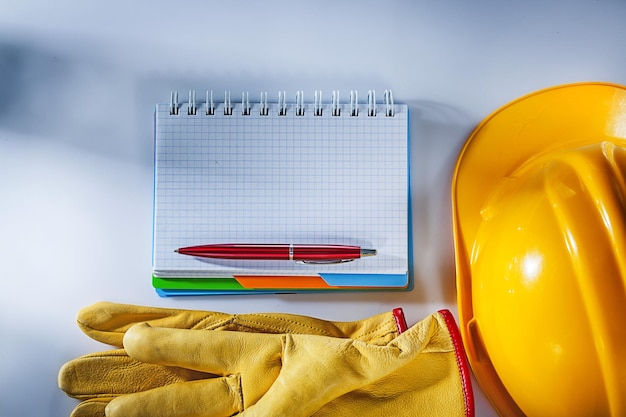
[0, 39, 150, 164]
[407, 100, 475, 304]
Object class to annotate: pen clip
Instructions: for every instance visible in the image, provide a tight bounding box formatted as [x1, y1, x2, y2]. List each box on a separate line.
[296, 259, 355, 265]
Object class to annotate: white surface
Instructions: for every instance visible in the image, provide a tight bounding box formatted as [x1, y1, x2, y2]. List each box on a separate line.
[1, 1, 625, 416]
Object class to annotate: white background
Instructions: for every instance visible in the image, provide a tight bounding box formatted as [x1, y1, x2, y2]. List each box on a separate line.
[1, 1, 625, 416]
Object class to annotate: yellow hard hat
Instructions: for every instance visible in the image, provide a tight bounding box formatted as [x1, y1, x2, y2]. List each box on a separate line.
[452, 83, 626, 416]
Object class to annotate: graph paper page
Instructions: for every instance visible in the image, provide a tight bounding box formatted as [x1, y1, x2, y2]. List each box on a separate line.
[153, 101, 409, 278]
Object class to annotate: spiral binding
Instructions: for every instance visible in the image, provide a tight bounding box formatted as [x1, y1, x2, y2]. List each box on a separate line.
[169, 90, 396, 117]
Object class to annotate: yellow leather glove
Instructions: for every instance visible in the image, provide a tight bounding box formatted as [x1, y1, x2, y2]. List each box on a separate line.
[59, 302, 406, 416]
[71, 301, 404, 347]
[60, 305, 473, 417]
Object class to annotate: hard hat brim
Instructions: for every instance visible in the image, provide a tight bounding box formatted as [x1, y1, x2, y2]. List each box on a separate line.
[451, 82, 626, 416]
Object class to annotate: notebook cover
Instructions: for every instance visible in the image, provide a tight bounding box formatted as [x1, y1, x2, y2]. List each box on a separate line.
[152, 90, 410, 294]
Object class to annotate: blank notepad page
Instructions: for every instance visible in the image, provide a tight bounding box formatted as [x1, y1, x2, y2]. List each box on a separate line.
[153, 92, 409, 278]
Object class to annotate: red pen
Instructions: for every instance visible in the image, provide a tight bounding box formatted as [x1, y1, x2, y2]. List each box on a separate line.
[175, 243, 377, 264]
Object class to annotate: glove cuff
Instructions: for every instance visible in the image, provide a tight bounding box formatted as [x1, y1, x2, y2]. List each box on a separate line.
[393, 308, 408, 333]
[438, 309, 475, 417]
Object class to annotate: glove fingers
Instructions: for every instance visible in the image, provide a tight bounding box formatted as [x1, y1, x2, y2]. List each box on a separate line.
[123, 323, 282, 375]
[105, 376, 242, 417]
[59, 349, 214, 399]
[76, 302, 231, 346]
[78, 302, 401, 347]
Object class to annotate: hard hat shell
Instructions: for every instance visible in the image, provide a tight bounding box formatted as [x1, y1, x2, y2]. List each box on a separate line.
[452, 83, 626, 416]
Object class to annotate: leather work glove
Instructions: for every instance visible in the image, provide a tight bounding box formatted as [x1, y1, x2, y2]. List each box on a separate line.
[59, 303, 473, 417]
[59, 301, 407, 416]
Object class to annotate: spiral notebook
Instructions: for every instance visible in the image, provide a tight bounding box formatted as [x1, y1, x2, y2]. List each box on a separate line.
[152, 90, 410, 295]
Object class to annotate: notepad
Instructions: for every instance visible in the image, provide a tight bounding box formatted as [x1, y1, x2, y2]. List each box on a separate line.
[152, 90, 410, 295]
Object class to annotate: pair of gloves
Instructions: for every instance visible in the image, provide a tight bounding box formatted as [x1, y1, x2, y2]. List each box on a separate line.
[59, 302, 473, 417]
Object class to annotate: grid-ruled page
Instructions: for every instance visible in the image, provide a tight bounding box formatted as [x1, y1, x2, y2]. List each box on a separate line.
[153, 101, 408, 278]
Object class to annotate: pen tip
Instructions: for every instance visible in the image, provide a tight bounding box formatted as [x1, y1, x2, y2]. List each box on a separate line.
[174, 249, 179, 253]
[360, 248, 377, 257]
